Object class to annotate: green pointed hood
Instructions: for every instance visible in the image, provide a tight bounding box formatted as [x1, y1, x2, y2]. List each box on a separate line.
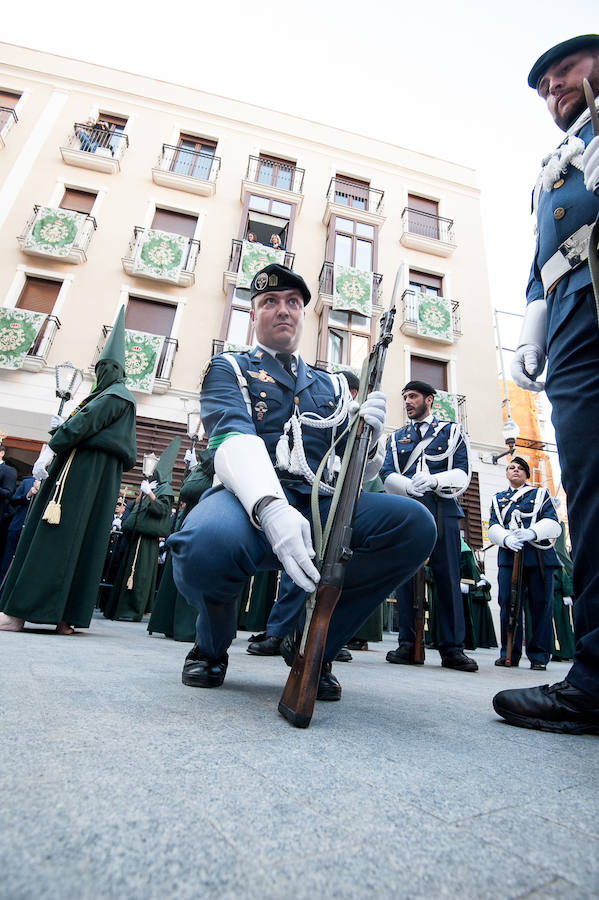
[154, 436, 181, 485]
[98, 305, 126, 370]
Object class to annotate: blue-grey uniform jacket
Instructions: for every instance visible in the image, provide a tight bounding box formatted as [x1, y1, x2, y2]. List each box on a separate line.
[489, 484, 560, 568]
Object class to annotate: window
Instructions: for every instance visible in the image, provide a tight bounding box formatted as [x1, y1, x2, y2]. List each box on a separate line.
[171, 133, 217, 180]
[409, 269, 442, 296]
[59, 188, 97, 215]
[331, 217, 374, 270]
[410, 354, 448, 390]
[152, 208, 197, 238]
[225, 288, 253, 346]
[126, 296, 176, 373]
[326, 309, 371, 370]
[407, 195, 439, 239]
[16, 276, 61, 356]
[334, 175, 369, 211]
[246, 195, 292, 247]
[0, 89, 20, 131]
[97, 112, 128, 155]
[256, 154, 295, 191]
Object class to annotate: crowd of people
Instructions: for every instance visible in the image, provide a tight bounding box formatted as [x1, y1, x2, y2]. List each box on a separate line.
[1, 33, 598, 734]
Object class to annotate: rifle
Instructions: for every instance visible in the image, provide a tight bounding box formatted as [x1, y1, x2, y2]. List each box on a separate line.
[413, 564, 427, 664]
[278, 272, 398, 728]
[505, 548, 523, 667]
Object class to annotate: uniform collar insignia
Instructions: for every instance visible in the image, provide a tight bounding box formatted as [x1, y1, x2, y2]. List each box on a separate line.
[254, 349, 264, 360]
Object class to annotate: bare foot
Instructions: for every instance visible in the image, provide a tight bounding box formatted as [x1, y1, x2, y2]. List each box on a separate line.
[55, 621, 76, 635]
[0, 612, 25, 632]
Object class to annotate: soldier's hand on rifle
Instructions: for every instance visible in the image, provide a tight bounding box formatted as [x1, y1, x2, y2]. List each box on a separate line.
[411, 472, 438, 493]
[513, 527, 536, 543]
[259, 498, 320, 593]
[359, 391, 387, 450]
[504, 533, 525, 551]
[582, 135, 599, 194]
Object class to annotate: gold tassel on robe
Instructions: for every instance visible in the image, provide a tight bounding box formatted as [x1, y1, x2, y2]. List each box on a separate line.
[126, 536, 142, 590]
[42, 449, 76, 526]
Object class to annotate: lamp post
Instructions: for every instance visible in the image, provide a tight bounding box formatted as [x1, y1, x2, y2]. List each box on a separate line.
[55, 361, 83, 416]
[184, 398, 202, 474]
[142, 451, 160, 480]
[492, 416, 520, 464]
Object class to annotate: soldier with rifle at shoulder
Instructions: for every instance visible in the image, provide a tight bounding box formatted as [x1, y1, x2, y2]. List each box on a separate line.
[489, 457, 561, 671]
[168, 263, 436, 713]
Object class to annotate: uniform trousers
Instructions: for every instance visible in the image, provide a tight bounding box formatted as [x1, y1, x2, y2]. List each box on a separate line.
[169, 486, 436, 662]
[395, 512, 465, 653]
[265, 572, 305, 638]
[497, 563, 554, 664]
[545, 286, 599, 697]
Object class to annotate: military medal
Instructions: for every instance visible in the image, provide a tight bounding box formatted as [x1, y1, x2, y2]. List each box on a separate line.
[248, 369, 276, 383]
[254, 401, 268, 420]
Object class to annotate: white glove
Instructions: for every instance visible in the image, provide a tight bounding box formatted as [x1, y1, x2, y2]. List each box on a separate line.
[359, 391, 386, 449]
[50, 414, 64, 430]
[140, 479, 157, 495]
[32, 444, 55, 480]
[460, 582, 470, 595]
[563, 596, 573, 607]
[476, 578, 490, 589]
[512, 527, 536, 543]
[184, 448, 197, 467]
[510, 299, 546, 393]
[504, 533, 524, 552]
[582, 135, 599, 194]
[411, 472, 438, 494]
[259, 498, 320, 593]
[384, 472, 422, 497]
[112, 516, 122, 529]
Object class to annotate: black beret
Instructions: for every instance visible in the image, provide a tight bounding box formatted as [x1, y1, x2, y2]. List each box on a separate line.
[511, 456, 531, 478]
[250, 264, 311, 305]
[528, 34, 599, 89]
[403, 380, 437, 398]
[341, 370, 360, 393]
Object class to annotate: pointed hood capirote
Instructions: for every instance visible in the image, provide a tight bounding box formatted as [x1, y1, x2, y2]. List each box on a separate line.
[98, 305, 127, 371]
[153, 436, 181, 486]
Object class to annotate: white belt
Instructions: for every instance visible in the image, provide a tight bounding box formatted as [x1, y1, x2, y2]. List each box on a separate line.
[540, 223, 592, 293]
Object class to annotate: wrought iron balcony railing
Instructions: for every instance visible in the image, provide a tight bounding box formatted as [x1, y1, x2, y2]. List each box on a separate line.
[226, 239, 295, 274]
[156, 144, 221, 182]
[122, 227, 200, 285]
[400, 289, 461, 338]
[92, 326, 178, 384]
[27, 315, 61, 362]
[18, 206, 97, 261]
[326, 177, 384, 214]
[318, 262, 383, 306]
[246, 156, 305, 193]
[65, 123, 129, 159]
[401, 207, 455, 244]
[0, 106, 18, 136]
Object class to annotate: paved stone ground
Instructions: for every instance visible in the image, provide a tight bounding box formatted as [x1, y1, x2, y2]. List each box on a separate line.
[1, 614, 598, 899]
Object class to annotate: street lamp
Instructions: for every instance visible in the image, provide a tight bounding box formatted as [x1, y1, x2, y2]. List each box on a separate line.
[184, 398, 202, 444]
[142, 451, 160, 479]
[492, 416, 520, 464]
[55, 361, 83, 415]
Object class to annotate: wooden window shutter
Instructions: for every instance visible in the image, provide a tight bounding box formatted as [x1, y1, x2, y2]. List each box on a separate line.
[125, 298, 176, 337]
[17, 277, 61, 315]
[60, 188, 96, 215]
[460, 471, 483, 550]
[410, 355, 448, 390]
[0, 90, 21, 108]
[151, 208, 197, 238]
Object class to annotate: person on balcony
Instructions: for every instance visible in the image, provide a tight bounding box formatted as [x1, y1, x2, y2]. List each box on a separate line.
[269, 233, 284, 251]
[0, 306, 137, 634]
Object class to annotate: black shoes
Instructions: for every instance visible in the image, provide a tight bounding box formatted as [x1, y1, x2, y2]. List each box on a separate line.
[335, 647, 353, 662]
[280, 634, 341, 701]
[247, 636, 282, 656]
[493, 679, 599, 734]
[317, 662, 342, 701]
[495, 657, 520, 668]
[530, 662, 547, 671]
[441, 649, 478, 672]
[386, 644, 422, 665]
[182, 645, 228, 688]
[347, 639, 368, 651]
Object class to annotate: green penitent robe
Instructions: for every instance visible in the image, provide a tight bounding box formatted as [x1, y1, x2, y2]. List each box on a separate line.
[0, 382, 136, 627]
[104, 487, 172, 622]
[148, 457, 214, 641]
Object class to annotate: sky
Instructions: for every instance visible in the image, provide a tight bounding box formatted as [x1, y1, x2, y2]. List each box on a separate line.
[2, 0, 597, 444]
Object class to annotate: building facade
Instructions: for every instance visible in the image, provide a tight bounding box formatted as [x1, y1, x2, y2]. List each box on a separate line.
[0, 43, 505, 565]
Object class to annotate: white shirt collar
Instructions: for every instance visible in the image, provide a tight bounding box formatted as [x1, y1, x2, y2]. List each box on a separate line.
[255, 342, 299, 362]
[411, 414, 434, 426]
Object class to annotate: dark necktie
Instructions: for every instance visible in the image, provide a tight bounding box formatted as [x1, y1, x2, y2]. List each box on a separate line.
[416, 422, 426, 440]
[276, 352, 296, 379]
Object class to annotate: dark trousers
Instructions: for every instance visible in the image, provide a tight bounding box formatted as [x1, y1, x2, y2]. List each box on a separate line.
[497, 564, 554, 664]
[395, 513, 465, 654]
[546, 287, 599, 696]
[168, 488, 436, 662]
[265, 572, 306, 638]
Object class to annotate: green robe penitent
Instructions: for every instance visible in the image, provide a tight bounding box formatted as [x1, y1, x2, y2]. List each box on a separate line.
[0, 383, 136, 627]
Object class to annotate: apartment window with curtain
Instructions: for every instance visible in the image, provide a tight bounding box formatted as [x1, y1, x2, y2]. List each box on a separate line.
[407, 194, 439, 239]
[59, 188, 97, 215]
[256, 154, 295, 191]
[171, 133, 217, 180]
[245, 194, 292, 247]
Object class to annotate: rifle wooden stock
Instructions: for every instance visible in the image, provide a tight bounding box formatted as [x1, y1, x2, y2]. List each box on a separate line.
[278, 585, 341, 728]
[413, 566, 426, 664]
[505, 549, 523, 666]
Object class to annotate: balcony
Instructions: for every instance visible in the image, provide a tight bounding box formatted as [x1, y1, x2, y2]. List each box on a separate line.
[122, 227, 200, 287]
[315, 261, 383, 316]
[18, 315, 61, 373]
[241, 156, 305, 212]
[0, 107, 18, 148]
[18, 206, 96, 264]
[152, 144, 221, 196]
[399, 289, 461, 344]
[400, 207, 456, 256]
[223, 239, 295, 293]
[60, 123, 129, 174]
[92, 326, 178, 394]
[323, 177, 385, 228]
